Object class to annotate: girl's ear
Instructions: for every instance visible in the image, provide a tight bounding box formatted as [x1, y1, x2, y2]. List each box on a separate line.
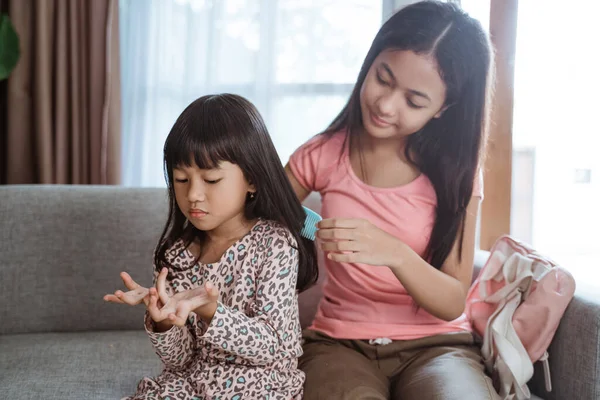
[248, 186, 257, 200]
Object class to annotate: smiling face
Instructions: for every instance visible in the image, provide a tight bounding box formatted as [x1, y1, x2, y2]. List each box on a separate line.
[359, 49, 447, 141]
[172, 161, 255, 234]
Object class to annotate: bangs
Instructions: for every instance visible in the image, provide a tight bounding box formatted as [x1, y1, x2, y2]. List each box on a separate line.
[164, 102, 238, 171]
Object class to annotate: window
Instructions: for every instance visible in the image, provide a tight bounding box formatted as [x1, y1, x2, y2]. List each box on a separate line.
[120, 0, 383, 186]
[511, 0, 600, 285]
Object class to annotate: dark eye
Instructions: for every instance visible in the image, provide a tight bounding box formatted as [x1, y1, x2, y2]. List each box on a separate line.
[204, 179, 221, 184]
[174, 178, 188, 183]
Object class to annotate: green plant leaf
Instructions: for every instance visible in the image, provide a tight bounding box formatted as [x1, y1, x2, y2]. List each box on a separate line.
[0, 13, 20, 80]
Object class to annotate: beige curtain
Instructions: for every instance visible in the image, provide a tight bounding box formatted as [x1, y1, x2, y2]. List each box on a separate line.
[4, 0, 120, 184]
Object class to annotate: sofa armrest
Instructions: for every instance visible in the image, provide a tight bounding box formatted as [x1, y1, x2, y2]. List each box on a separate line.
[528, 286, 600, 400]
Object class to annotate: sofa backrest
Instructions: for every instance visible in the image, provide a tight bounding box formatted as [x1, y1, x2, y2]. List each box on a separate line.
[0, 186, 328, 334]
[0, 185, 506, 335]
[0, 186, 167, 334]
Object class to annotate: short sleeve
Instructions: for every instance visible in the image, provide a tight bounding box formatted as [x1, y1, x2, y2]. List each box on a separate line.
[288, 133, 344, 193]
[473, 169, 484, 199]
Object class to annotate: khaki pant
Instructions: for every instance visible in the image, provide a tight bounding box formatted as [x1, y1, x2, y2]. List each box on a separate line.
[299, 329, 501, 400]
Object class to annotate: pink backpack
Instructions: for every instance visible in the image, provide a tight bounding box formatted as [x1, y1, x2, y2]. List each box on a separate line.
[466, 235, 576, 400]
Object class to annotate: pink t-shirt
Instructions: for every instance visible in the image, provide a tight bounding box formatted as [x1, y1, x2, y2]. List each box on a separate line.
[289, 132, 484, 340]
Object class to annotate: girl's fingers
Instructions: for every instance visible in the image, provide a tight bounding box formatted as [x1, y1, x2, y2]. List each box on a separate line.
[103, 294, 124, 304]
[135, 287, 150, 297]
[327, 251, 362, 263]
[178, 283, 219, 309]
[149, 287, 165, 308]
[166, 304, 185, 326]
[120, 272, 140, 290]
[317, 218, 363, 229]
[156, 268, 171, 306]
[188, 296, 207, 311]
[115, 290, 134, 304]
[320, 241, 361, 252]
[147, 293, 156, 311]
[123, 292, 144, 305]
[120, 295, 138, 306]
[148, 292, 163, 321]
[205, 282, 219, 301]
[172, 307, 188, 326]
[130, 287, 149, 299]
[316, 228, 356, 241]
[114, 288, 149, 306]
[142, 294, 150, 307]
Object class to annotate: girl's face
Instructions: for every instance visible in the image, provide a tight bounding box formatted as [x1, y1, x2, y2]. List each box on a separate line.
[359, 50, 447, 141]
[172, 161, 255, 234]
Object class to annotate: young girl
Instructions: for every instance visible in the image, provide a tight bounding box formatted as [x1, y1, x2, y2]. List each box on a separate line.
[286, 2, 499, 399]
[104, 93, 318, 399]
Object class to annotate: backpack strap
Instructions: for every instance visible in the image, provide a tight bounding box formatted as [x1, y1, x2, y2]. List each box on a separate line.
[479, 252, 537, 399]
[489, 290, 534, 399]
[539, 351, 552, 392]
[480, 253, 535, 304]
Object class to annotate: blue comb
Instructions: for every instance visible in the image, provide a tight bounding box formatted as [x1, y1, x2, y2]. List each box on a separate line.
[300, 206, 322, 241]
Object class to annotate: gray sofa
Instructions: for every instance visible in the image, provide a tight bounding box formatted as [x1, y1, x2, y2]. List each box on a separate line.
[0, 185, 598, 400]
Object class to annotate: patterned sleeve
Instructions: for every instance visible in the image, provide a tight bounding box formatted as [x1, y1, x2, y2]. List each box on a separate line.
[199, 227, 300, 366]
[144, 268, 198, 371]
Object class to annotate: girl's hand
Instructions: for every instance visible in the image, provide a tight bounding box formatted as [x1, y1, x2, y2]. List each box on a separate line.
[317, 218, 404, 267]
[103, 272, 150, 306]
[147, 268, 219, 327]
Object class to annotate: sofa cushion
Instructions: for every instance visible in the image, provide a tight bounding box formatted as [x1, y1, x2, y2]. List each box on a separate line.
[0, 330, 547, 400]
[0, 330, 545, 400]
[0, 330, 161, 399]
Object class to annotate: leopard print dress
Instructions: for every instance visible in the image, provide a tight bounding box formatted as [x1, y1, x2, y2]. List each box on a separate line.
[124, 219, 305, 400]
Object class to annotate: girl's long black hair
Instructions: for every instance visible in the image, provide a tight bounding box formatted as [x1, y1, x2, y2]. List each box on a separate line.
[323, 1, 494, 269]
[154, 94, 318, 292]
